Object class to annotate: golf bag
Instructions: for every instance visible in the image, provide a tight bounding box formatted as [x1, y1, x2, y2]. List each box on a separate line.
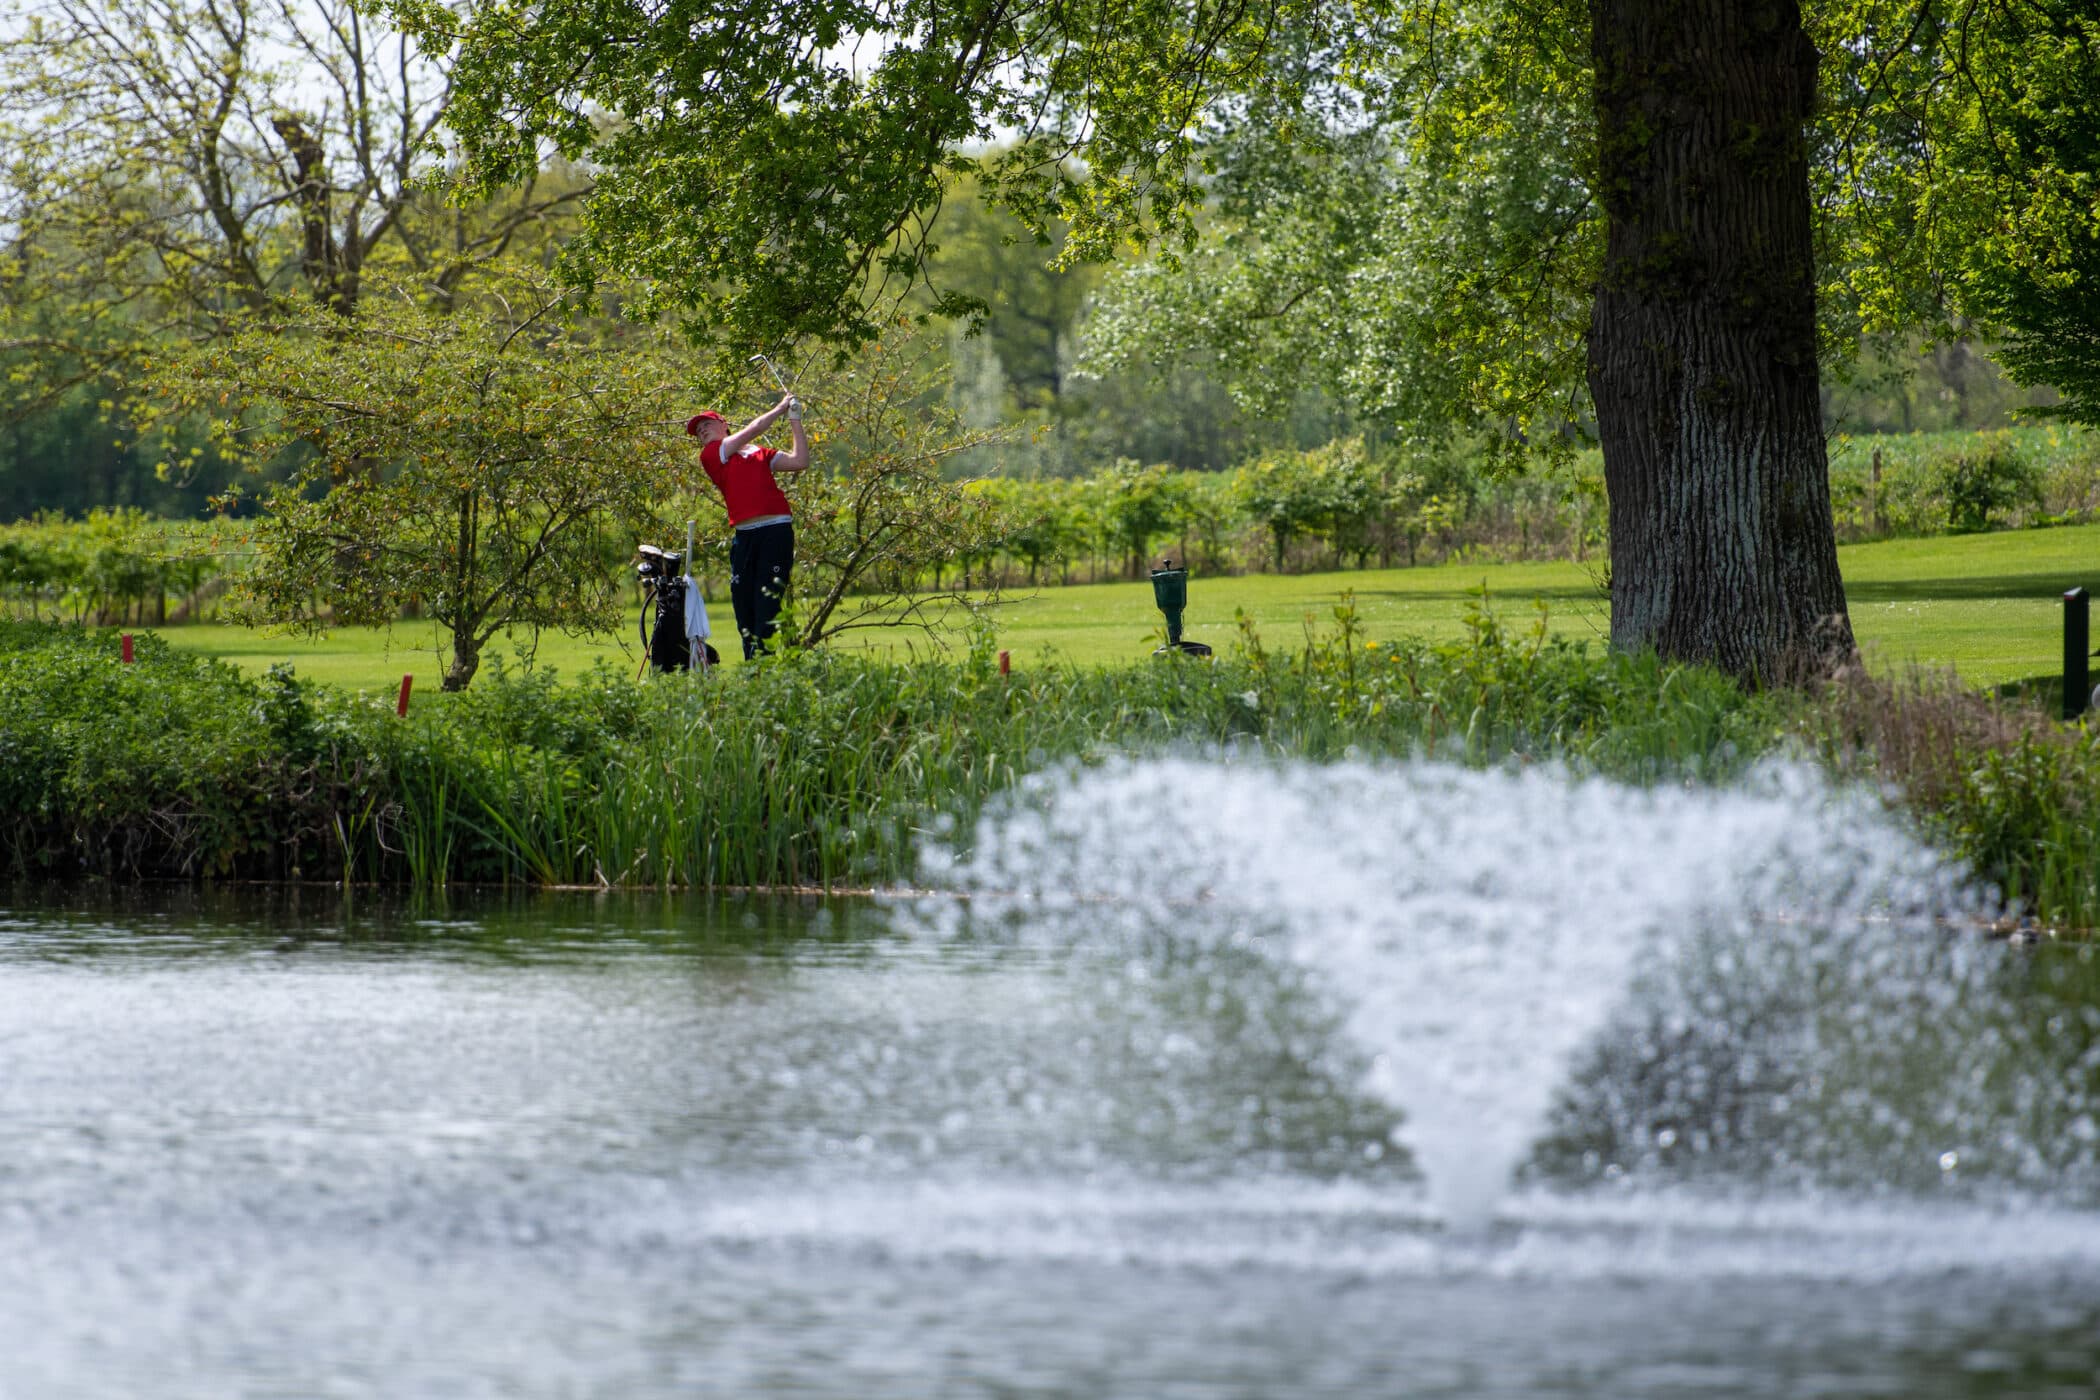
[636, 546, 718, 672]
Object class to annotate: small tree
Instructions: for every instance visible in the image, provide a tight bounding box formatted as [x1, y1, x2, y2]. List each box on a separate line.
[978, 478, 1071, 586]
[1307, 439, 1391, 569]
[155, 276, 684, 689]
[1174, 470, 1240, 575]
[1233, 448, 1331, 573]
[775, 329, 1022, 645]
[1090, 459, 1181, 578]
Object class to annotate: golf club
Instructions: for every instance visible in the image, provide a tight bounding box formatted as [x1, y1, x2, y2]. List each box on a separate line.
[748, 353, 790, 396]
[750, 352, 802, 423]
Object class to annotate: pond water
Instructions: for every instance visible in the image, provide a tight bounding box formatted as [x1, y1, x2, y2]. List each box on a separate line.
[4, 757, 2100, 1398]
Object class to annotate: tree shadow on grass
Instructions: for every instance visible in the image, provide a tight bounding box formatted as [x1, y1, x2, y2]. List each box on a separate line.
[1343, 583, 1605, 605]
[1847, 573, 2091, 604]
[1992, 672, 2082, 711]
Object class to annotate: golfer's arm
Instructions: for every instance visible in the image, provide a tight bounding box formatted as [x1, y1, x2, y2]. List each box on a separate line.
[722, 404, 784, 457]
[772, 417, 811, 473]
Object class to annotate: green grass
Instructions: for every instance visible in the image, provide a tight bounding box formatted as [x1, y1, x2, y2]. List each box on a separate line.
[147, 522, 2100, 691]
[1839, 525, 2097, 686]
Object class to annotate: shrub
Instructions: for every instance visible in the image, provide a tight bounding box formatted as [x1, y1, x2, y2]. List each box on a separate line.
[0, 511, 226, 623]
[0, 625, 276, 873]
[1827, 426, 2095, 539]
[1934, 435, 2045, 532]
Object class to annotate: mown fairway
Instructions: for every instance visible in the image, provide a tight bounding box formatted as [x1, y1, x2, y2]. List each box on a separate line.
[154, 523, 2098, 691]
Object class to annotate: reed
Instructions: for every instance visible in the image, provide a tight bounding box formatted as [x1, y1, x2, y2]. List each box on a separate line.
[3, 615, 2092, 931]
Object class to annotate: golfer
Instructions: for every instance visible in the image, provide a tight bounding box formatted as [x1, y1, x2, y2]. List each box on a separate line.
[687, 394, 809, 658]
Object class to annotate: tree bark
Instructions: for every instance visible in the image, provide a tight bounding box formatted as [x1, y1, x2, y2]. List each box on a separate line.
[443, 634, 481, 692]
[1588, 0, 1853, 683]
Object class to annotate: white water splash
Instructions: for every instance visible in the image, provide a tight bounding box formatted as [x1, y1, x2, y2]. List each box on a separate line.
[667, 1175, 2100, 1283]
[915, 756, 1984, 1227]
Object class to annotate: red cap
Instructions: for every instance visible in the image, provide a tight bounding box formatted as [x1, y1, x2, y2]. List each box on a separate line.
[685, 411, 726, 435]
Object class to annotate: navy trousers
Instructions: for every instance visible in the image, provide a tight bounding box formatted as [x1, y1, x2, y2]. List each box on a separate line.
[728, 520, 794, 659]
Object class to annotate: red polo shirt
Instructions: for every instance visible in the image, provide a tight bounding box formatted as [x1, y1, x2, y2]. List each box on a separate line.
[701, 441, 793, 526]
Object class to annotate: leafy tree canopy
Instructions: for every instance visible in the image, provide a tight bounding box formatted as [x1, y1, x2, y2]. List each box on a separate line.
[0, 0, 590, 517]
[775, 327, 1020, 643]
[0, 0, 582, 341]
[1080, 0, 2100, 441]
[390, 0, 1363, 358]
[1820, 0, 2100, 423]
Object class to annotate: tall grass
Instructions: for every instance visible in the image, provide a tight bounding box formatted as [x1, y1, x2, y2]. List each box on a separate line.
[1801, 664, 2100, 930]
[4, 611, 2093, 931]
[0, 606, 1772, 889]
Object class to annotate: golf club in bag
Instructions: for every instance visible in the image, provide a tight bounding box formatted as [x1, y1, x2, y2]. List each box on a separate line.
[635, 528, 718, 676]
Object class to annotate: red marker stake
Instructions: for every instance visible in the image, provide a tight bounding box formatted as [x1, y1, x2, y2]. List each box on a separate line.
[120, 634, 134, 664]
[997, 650, 1010, 676]
[396, 674, 414, 717]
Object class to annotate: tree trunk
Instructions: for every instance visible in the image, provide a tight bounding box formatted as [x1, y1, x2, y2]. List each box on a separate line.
[1588, 0, 1852, 683]
[272, 114, 348, 315]
[443, 493, 480, 690]
[444, 631, 481, 691]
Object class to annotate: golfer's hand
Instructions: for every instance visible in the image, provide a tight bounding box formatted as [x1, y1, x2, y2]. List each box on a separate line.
[776, 394, 795, 414]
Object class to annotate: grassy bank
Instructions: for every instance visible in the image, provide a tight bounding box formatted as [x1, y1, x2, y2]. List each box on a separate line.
[3, 611, 2094, 930]
[153, 521, 2100, 689]
[0, 607, 1768, 889]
